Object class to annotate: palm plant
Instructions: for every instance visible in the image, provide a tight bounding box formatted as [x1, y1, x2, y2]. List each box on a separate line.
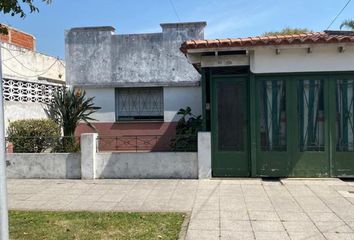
[340, 20, 354, 30]
[45, 86, 101, 137]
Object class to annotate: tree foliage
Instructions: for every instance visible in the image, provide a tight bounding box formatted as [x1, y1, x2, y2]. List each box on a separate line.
[263, 27, 312, 36]
[44, 87, 101, 137]
[340, 20, 354, 30]
[0, 0, 51, 33]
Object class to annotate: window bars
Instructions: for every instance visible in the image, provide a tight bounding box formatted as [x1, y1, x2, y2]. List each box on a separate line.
[116, 87, 163, 121]
[259, 80, 287, 151]
[337, 79, 354, 152]
[298, 80, 324, 152]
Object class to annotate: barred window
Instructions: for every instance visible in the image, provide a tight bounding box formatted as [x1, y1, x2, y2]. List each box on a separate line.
[115, 87, 163, 121]
[2, 78, 61, 104]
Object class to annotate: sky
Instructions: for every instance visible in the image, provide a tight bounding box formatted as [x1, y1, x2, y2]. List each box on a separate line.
[0, 0, 353, 59]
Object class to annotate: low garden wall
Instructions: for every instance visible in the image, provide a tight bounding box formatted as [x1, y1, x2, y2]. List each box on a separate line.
[6, 153, 81, 179]
[95, 152, 198, 179]
[5, 133, 212, 179]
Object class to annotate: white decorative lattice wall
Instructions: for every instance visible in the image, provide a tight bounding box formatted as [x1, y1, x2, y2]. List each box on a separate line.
[2, 79, 62, 104]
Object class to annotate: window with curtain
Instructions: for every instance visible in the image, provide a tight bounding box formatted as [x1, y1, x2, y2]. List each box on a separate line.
[336, 79, 354, 152]
[115, 87, 163, 121]
[298, 80, 324, 152]
[259, 80, 287, 151]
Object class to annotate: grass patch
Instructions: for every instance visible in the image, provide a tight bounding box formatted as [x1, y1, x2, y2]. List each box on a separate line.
[9, 211, 185, 240]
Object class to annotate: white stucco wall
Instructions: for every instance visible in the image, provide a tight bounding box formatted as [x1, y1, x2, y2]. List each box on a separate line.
[251, 45, 354, 73]
[1, 43, 65, 83]
[164, 86, 202, 122]
[84, 88, 116, 122]
[4, 101, 47, 133]
[82, 86, 202, 123]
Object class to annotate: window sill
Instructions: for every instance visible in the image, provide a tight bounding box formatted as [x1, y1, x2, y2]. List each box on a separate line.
[115, 120, 165, 124]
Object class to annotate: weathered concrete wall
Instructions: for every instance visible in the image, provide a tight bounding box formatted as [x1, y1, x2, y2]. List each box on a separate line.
[6, 153, 81, 179]
[65, 22, 206, 87]
[80, 133, 98, 179]
[1, 42, 65, 83]
[4, 101, 47, 133]
[96, 152, 198, 179]
[198, 132, 211, 179]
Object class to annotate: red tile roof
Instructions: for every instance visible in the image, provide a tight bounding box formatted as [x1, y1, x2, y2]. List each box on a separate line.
[180, 31, 354, 53]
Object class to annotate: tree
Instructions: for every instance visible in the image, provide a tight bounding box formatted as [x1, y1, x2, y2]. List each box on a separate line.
[0, 0, 51, 33]
[340, 20, 354, 30]
[263, 27, 312, 36]
[44, 87, 101, 137]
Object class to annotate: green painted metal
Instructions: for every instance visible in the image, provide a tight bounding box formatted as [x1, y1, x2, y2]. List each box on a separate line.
[211, 76, 250, 177]
[333, 75, 354, 177]
[207, 69, 354, 177]
[255, 76, 290, 177]
[249, 74, 257, 177]
[201, 68, 207, 131]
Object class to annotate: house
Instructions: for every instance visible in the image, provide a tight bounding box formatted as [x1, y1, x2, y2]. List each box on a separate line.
[65, 22, 206, 150]
[181, 30, 354, 178]
[0, 24, 65, 131]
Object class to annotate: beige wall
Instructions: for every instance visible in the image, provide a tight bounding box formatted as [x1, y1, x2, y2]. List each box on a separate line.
[1, 42, 65, 83]
[251, 44, 354, 73]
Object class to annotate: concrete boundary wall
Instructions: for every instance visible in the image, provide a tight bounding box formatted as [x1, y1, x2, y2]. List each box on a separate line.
[6, 153, 81, 179]
[95, 152, 198, 179]
[5, 133, 212, 179]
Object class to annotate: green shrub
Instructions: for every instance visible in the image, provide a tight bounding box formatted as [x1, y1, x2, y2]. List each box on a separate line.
[7, 119, 61, 153]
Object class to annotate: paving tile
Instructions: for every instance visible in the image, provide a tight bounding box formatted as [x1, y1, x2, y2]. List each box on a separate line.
[220, 219, 253, 231]
[251, 221, 285, 232]
[323, 233, 354, 240]
[315, 221, 353, 233]
[249, 211, 280, 221]
[308, 212, 342, 222]
[277, 211, 310, 221]
[283, 221, 318, 232]
[287, 231, 326, 240]
[191, 210, 219, 220]
[188, 219, 219, 230]
[254, 231, 290, 240]
[186, 230, 219, 240]
[220, 210, 249, 221]
[221, 231, 254, 240]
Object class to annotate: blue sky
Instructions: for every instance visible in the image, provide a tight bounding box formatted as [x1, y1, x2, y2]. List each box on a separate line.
[0, 0, 353, 59]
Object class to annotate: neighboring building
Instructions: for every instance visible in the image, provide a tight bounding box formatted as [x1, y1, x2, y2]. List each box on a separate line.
[181, 31, 354, 178]
[0, 24, 65, 131]
[65, 22, 205, 150]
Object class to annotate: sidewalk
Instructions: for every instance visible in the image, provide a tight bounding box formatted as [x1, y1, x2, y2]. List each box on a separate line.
[7, 178, 354, 240]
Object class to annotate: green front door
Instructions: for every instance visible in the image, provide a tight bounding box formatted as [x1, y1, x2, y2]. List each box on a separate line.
[333, 77, 354, 177]
[211, 76, 250, 177]
[256, 77, 330, 177]
[290, 77, 329, 177]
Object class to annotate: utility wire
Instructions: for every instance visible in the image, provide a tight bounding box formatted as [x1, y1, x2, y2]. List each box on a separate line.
[326, 0, 352, 30]
[2, 59, 60, 78]
[1, 45, 64, 77]
[169, 0, 181, 22]
[1, 46, 61, 73]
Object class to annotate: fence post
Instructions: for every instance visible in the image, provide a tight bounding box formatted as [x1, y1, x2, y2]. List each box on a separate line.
[197, 132, 211, 179]
[80, 133, 98, 179]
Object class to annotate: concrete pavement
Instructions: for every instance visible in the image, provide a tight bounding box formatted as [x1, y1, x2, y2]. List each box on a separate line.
[7, 178, 354, 240]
